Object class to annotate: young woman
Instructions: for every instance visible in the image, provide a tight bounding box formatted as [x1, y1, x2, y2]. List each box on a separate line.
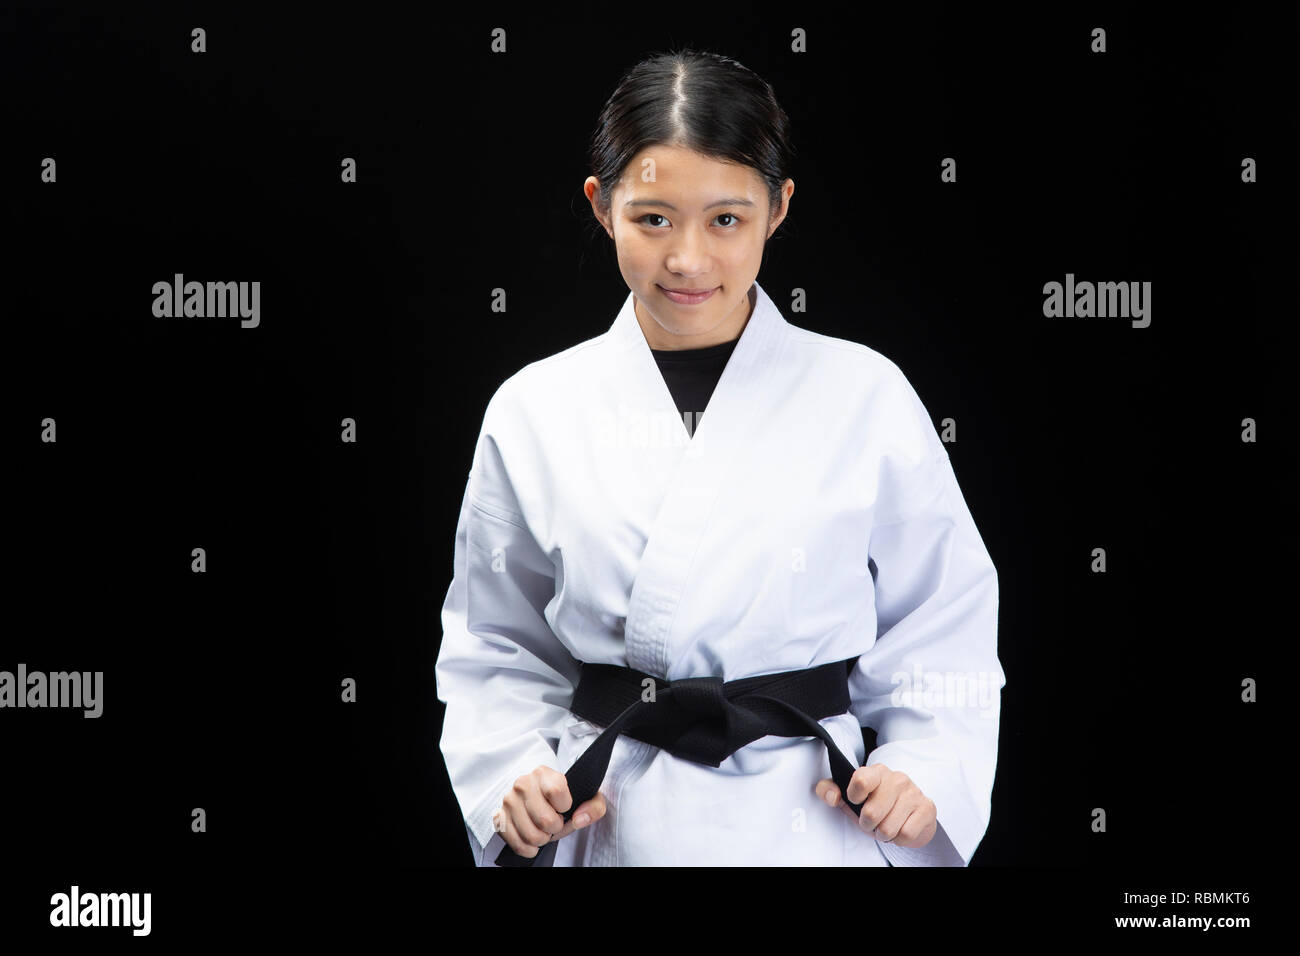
[435, 48, 1004, 866]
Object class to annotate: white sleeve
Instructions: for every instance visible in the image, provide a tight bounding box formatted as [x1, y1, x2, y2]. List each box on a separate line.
[460, 822, 521, 868]
[434, 399, 577, 865]
[848, 375, 1005, 867]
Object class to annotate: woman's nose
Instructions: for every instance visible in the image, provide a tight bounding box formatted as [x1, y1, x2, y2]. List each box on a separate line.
[665, 228, 710, 274]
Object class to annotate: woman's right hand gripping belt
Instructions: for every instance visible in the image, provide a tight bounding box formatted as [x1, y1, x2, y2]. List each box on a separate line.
[493, 765, 607, 859]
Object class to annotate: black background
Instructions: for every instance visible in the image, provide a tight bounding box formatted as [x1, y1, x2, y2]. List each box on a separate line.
[3, 1, 1292, 940]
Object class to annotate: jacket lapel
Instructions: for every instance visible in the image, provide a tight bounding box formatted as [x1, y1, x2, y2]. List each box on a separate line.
[610, 281, 790, 677]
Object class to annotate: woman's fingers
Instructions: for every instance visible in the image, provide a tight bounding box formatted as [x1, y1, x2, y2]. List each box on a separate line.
[815, 779, 858, 819]
[499, 765, 608, 855]
[571, 790, 607, 829]
[501, 767, 566, 852]
[521, 776, 567, 841]
[818, 766, 890, 822]
[879, 791, 937, 847]
[870, 799, 917, 843]
[496, 810, 540, 859]
[557, 790, 608, 839]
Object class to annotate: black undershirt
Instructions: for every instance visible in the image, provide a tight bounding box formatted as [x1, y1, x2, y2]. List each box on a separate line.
[648, 337, 740, 436]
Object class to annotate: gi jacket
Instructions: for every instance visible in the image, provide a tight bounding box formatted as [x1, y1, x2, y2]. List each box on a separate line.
[435, 281, 1005, 866]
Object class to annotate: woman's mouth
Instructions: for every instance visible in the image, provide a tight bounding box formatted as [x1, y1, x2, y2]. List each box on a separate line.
[657, 284, 719, 306]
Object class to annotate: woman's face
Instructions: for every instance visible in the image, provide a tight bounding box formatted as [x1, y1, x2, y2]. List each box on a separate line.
[585, 145, 793, 349]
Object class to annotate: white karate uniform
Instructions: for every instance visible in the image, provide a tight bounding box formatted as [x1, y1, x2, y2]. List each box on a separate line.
[435, 280, 1004, 866]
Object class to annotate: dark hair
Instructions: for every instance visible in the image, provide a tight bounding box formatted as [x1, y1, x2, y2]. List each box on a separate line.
[588, 48, 795, 236]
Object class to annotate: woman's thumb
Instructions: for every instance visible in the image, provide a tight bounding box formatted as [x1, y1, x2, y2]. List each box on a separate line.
[572, 791, 606, 828]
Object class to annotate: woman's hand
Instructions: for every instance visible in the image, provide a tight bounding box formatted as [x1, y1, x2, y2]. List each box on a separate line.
[492, 765, 607, 859]
[816, 763, 938, 849]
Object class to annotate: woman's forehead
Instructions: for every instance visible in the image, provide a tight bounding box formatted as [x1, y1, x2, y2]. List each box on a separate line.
[615, 146, 762, 197]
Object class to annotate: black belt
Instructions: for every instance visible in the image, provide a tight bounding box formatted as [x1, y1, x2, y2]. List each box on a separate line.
[495, 657, 868, 866]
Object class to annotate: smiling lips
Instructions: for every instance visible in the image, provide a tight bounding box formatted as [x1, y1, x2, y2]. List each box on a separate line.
[658, 284, 719, 305]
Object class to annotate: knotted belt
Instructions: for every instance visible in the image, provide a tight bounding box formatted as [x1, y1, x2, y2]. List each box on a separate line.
[495, 657, 867, 866]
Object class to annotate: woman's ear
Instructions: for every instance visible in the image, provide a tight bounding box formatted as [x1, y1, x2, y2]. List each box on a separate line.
[584, 177, 614, 238]
[767, 178, 795, 239]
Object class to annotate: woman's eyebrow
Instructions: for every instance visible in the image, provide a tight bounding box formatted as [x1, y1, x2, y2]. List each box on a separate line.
[624, 197, 756, 211]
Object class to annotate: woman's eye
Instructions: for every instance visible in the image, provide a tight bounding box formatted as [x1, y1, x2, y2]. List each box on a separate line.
[635, 213, 741, 228]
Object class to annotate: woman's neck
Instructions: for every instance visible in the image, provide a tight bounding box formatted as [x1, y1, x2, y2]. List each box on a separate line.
[634, 284, 755, 350]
